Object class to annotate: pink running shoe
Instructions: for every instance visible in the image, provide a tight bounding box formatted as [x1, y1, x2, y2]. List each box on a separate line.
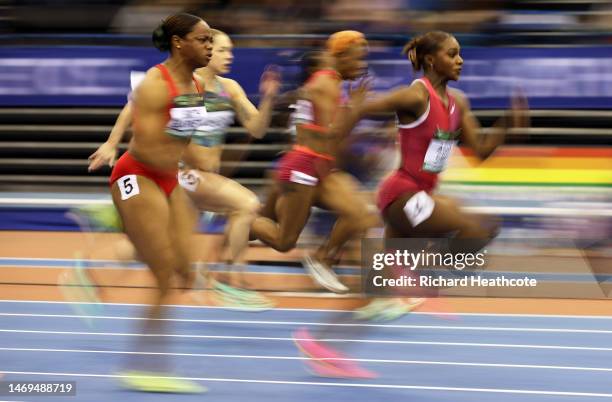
[303, 359, 377, 379]
[293, 328, 377, 379]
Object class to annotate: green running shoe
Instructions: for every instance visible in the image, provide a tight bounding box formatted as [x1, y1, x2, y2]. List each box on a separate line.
[117, 371, 207, 394]
[57, 254, 103, 328]
[67, 204, 122, 232]
[354, 298, 424, 322]
[212, 280, 275, 311]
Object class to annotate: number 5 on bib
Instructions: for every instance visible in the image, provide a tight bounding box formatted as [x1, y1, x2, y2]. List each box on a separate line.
[118, 175, 140, 200]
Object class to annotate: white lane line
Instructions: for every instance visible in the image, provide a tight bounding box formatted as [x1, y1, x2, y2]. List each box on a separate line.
[1, 370, 612, 398]
[2, 299, 351, 313]
[0, 198, 111, 206]
[0, 299, 612, 320]
[1, 329, 611, 351]
[1, 313, 611, 334]
[2, 347, 612, 372]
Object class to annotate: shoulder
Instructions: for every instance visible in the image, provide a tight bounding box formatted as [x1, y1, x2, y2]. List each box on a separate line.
[304, 72, 340, 99]
[133, 67, 168, 108]
[138, 67, 165, 91]
[308, 71, 340, 87]
[192, 71, 207, 92]
[409, 79, 429, 100]
[217, 77, 245, 97]
[383, 80, 428, 107]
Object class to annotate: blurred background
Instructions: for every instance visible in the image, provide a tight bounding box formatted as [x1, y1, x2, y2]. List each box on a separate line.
[2, 0, 612, 42]
[0, 4, 610, 398]
[0, 0, 610, 289]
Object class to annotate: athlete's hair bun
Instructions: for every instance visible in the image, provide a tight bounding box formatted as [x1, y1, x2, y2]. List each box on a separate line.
[402, 31, 452, 73]
[152, 23, 170, 51]
[152, 13, 204, 53]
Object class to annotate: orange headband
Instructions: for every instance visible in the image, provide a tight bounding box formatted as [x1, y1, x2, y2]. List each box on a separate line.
[326, 30, 367, 56]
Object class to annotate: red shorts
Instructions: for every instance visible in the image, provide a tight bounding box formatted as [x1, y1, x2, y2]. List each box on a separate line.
[110, 152, 179, 197]
[377, 170, 437, 212]
[276, 146, 335, 186]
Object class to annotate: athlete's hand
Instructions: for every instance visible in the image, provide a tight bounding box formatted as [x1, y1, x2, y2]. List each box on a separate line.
[88, 142, 118, 171]
[510, 89, 529, 128]
[505, 89, 530, 144]
[347, 76, 372, 109]
[259, 65, 281, 98]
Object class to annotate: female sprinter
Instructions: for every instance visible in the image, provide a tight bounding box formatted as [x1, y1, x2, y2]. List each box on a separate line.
[353, 31, 528, 315]
[108, 13, 211, 393]
[250, 31, 378, 294]
[88, 29, 280, 309]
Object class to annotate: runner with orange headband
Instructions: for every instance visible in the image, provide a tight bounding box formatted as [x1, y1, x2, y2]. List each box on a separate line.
[250, 31, 378, 294]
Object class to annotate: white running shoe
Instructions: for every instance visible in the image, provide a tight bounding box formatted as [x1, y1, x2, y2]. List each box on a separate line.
[302, 254, 349, 294]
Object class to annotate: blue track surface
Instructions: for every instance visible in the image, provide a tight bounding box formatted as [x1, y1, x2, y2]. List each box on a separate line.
[1, 257, 610, 283]
[0, 300, 611, 401]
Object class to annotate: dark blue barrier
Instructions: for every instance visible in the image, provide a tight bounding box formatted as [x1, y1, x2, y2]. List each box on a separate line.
[1, 46, 611, 109]
[0, 207, 225, 233]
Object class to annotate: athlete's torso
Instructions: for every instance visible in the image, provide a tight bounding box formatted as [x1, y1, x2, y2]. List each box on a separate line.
[129, 64, 207, 171]
[192, 78, 235, 148]
[396, 77, 462, 188]
[293, 70, 345, 157]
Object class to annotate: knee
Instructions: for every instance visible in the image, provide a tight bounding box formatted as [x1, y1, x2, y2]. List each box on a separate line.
[463, 215, 500, 240]
[459, 220, 490, 239]
[346, 208, 379, 234]
[359, 212, 380, 232]
[233, 196, 261, 218]
[276, 234, 299, 252]
[453, 218, 500, 255]
[114, 238, 139, 260]
[484, 215, 502, 239]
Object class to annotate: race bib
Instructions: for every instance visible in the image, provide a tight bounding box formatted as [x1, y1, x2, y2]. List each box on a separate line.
[403, 191, 435, 227]
[178, 169, 201, 192]
[117, 174, 140, 201]
[290, 170, 318, 186]
[422, 128, 460, 173]
[193, 110, 234, 146]
[292, 100, 315, 125]
[166, 94, 207, 138]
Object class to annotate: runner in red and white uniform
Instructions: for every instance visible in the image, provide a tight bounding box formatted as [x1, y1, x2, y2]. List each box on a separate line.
[368, 31, 527, 240]
[349, 31, 528, 314]
[250, 31, 378, 294]
[108, 13, 212, 393]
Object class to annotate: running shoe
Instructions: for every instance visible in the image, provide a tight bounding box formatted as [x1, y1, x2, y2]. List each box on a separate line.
[302, 254, 349, 294]
[66, 204, 122, 232]
[189, 262, 209, 305]
[354, 297, 425, 321]
[293, 328, 376, 379]
[57, 254, 103, 327]
[118, 371, 206, 394]
[302, 359, 377, 379]
[211, 279, 275, 311]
